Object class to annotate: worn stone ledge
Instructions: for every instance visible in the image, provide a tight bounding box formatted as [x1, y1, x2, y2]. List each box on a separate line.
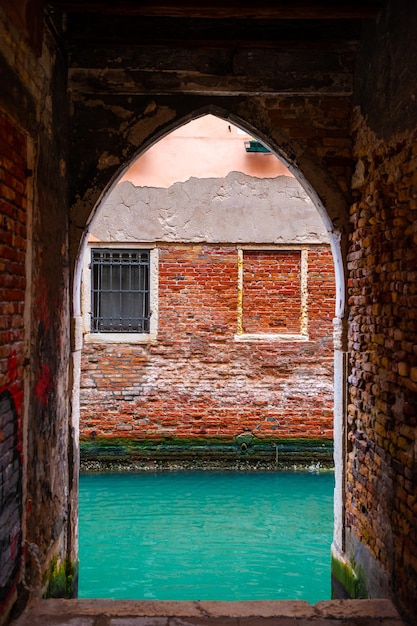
[10, 599, 406, 626]
[80, 458, 334, 474]
[79, 437, 334, 470]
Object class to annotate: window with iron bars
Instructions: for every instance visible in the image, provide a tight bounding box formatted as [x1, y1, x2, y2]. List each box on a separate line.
[91, 248, 150, 332]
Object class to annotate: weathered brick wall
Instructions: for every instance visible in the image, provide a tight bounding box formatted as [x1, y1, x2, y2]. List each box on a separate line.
[346, 114, 417, 619]
[266, 95, 353, 194]
[242, 250, 302, 334]
[80, 244, 335, 444]
[307, 247, 338, 337]
[344, 3, 417, 621]
[0, 5, 75, 612]
[0, 109, 26, 613]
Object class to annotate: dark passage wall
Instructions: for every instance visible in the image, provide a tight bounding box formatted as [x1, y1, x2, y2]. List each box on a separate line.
[0, 6, 76, 620]
[0, 110, 25, 614]
[345, 1, 417, 620]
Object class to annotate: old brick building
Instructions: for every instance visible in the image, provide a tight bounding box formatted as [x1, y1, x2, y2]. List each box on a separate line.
[0, 1, 417, 625]
[79, 118, 336, 458]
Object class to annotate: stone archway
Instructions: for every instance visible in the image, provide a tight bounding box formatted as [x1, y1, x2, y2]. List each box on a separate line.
[70, 101, 350, 595]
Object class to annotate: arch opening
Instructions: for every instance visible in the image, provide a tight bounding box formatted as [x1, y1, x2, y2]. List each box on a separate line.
[71, 110, 349, 600]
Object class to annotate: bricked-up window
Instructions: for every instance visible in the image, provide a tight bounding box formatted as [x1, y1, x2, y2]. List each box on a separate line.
[91, 249, 150, 332]
[236, 248, 308, 340]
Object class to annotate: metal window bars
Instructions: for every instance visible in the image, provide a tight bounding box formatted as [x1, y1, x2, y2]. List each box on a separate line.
[91, 249, 150, 332]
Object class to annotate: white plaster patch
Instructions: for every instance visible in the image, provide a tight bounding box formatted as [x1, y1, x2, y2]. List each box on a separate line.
[91, 172, 330, 244]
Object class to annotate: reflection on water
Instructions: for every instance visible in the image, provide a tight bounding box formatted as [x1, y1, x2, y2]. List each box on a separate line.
[79, 471, 333, 602]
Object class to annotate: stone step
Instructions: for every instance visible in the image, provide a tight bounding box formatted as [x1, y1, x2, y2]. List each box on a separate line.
[10, 598, 407, 626]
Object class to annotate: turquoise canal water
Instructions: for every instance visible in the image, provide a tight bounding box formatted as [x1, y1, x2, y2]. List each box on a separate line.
[78, 471, 334, 602]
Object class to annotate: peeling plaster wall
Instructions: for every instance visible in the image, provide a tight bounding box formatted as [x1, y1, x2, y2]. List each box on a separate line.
[90, 173, 330, 245]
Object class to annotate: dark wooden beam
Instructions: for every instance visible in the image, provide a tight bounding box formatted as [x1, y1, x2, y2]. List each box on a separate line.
[68, 46, 353, 96]
[48, 1, 383, 20]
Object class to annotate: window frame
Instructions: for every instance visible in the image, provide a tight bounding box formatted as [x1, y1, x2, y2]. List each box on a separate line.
[235, 245, 309, 343]
[82, 243, 158, 344]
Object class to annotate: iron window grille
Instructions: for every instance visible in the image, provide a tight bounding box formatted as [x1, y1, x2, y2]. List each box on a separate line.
[91, 248, 150, 333]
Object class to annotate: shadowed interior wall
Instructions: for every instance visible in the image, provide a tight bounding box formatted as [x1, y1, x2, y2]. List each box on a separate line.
[0, 111, 25, 616]
[343, 3, 417, 618]
[0, 7, 76, 621]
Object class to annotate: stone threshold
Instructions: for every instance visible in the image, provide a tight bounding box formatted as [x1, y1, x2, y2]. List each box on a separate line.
[10, 598, 407, 626]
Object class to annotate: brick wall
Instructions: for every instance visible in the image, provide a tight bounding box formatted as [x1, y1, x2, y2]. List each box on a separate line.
[346, 111, 417, 617]
[266, 96, 353, 194]
[242, 250, 302, 334]
[80, 243, 335, 445]
[0, 109, 26, 611]
[1, 6, 75, 606]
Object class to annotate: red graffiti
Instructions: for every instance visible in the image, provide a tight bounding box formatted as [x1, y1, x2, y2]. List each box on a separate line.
[9, 533, 19, 563]
[0, 351, 23, 417]
[7, 352, 18, 382]
[34, 364, 52, 407]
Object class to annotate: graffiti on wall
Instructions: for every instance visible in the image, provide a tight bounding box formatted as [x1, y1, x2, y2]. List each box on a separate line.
[0, 109, 26, 608]
[0, 388, 23, 607]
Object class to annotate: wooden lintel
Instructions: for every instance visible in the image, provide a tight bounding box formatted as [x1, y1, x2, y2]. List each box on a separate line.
[68, 66, 353, 97]
[49, 1, 382, 20]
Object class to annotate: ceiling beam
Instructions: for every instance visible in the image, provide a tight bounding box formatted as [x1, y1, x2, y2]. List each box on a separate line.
[69, 68, 353, 97]
[68, 46, 353, 96]
[48, 0, 382, 20]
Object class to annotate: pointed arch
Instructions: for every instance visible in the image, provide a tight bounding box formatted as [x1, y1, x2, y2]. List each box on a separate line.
[71, 99, 349, 318]
[70, 100, 350, 565]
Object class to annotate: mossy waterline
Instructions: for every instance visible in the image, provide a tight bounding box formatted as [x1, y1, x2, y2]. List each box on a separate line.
[331, 553, 368, 600]
[44, 557, 78, 599]
[80, 435, 333, 470]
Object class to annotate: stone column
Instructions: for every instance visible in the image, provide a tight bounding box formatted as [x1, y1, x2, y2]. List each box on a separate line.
[332, 315, 348, 554]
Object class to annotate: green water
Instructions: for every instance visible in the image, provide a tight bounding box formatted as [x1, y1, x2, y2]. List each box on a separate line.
[78, 471, 334, 602]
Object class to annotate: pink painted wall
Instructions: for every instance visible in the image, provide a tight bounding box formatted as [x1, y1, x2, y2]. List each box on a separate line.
[119, 115, 291, 188]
